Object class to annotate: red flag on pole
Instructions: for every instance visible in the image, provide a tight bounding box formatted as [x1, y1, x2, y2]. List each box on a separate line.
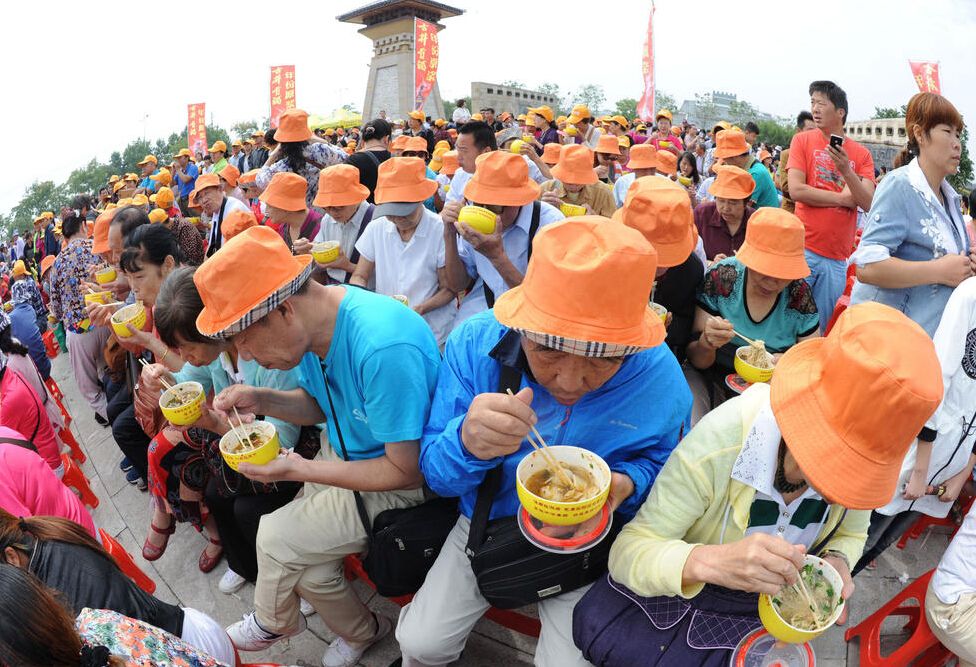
[414, 19, 439, 111]
[636, 3, 656, 122]
[270, 65, 297, 128]
[187, 103, 207, 156]
[908, 61, 941, 94]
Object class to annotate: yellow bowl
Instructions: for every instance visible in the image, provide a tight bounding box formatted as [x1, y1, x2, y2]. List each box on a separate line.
[565, 125, 578, 136]
[458, 205, 497, 234]
[94, 267, 117, 284]
[392, 294, 409, 306]
[516, 445, 611, 526]
[158, 381, 205, 426]
[660, 141, 672, 149]
[560, 203, 587, 217]
[734, 345, 775, 384]
[758, 554, 845, 643]
[650, 302, 667, 323]
[522, 135, 535, 143]
[678, 175, 692, 186]
[2, 303, 11, 313]
[444, 185, 451, 193]
[84, 291, 113, 306]
[509, 140, 526, 155]
[311, 241, 340, 264]
[219, 420, 280, 472]
[110, 302, 147, 338]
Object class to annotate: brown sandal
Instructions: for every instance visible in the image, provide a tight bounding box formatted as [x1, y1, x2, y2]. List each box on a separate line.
[199, 537, 223, 573]
[142, 519, 175, 561]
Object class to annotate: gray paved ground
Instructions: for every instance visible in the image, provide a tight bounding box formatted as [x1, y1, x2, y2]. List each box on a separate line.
[52, 353, 953, 667]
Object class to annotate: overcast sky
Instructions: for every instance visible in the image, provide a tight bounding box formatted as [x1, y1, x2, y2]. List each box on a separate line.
[1, 0, 973, 215]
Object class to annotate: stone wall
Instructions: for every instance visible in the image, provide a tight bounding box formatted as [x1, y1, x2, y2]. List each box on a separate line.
[470, 82, 559, 117]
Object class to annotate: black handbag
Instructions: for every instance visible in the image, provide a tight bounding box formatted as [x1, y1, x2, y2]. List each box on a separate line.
[465, 365, 621, 610]
[323, 382, 459, 598]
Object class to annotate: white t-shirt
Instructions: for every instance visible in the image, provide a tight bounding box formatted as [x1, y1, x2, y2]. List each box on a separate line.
[355, 207, 456, 346]
[932, 500, 976, 604]
[207, 196, 251, 249]
[313, 201, 371, 284]
[452, 107, 472, 124]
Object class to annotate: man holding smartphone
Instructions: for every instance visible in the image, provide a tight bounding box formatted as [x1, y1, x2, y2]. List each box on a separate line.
[787, 80, 876, 333]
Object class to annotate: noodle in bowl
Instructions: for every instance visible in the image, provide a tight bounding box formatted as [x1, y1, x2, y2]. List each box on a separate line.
[758, 554, 845, 643]
[516, 445, 611, 526]
[218, 421, 280, 471]
[734, 344, 775, 384]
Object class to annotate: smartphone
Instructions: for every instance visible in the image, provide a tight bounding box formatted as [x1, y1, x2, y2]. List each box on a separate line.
[829, 134, 844, 150]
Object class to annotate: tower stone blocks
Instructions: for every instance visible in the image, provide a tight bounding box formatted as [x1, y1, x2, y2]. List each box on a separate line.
[338, 0, 463, 121]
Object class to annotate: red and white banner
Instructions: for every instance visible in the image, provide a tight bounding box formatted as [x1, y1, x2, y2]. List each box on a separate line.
[187, 103, 207, 156]
[270, 65, 297, 128]
[414, 18, 439, 111]
[636, 3, 656, 122]
[909, 61, 941, 94]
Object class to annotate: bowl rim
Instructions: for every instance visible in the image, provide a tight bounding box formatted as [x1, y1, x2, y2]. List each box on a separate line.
[158, 381, 204, 409]
[516, 445, 611, 508]
[111, 302, 145, 323]
[95, 267, 116, 276]
[459, 205, 497, 220]
[735, 345, 774, 371]
[768, 554, 844, 634]
[218, 419, 277, 455]
[312, 240, 340, 250]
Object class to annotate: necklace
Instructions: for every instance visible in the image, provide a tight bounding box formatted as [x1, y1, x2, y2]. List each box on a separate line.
[774, 443, 807, 494]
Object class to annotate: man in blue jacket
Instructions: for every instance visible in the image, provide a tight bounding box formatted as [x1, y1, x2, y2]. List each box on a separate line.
[395, 217, 692, 667]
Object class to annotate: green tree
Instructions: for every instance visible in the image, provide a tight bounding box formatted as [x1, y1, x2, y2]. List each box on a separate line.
[756, 119, 798, 149]
[872, 105, 907, 119]
[10, 181, 64, 231]
[948, 121, 973, 192]
[653, 91, 677, 118]
[537, 82, 565, 115]
[572, 84, 605, 115]
[231, 120, 259, 141]
[728, 99, 759, 128]
[615, 98, 638, 121]
[501, 79, 525, 89]
[442, 95, 471, 120]
[694, 93, 721, 131]
[63, 158, 113, 200]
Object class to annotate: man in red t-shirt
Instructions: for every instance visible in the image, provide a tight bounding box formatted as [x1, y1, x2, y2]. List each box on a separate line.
[787, 80, 875, 332]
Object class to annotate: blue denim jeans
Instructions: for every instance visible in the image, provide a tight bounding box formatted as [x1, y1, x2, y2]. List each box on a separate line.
[804, 249, 847, 333]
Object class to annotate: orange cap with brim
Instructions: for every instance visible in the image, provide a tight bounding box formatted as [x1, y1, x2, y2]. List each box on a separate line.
[527, 105, 554, 123]
[541, 143, 562, 166]
[259, 172, 308, 212]
[550, 144, 598, 185]
[91, 208, 118, 255]
[595, 134, 621, 155]
[612, 177, 697, 268]
[195, 226, 313, 338]
[148, 209, 168, 224]
[153, 186, 175, 207]
[494, 217, 666, 356]
[708, 165, 755, 200]
[463, 152, 541, 207]
[222, 209, 259, 240]
[627, 144, 658, 169]
[713, 130, 750, 158]
[313, 164, 370, 208]
[735, 208, 809, 280]
[275, 108, 312, 143]
[655, 109, 673, 122]
[656, 151, 678, 175]
[770, 302, 943, 510]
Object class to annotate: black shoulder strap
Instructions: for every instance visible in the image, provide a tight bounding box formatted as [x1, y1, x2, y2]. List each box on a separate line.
[810, 508, 849, 555]
[344, 205, 375, 283]
[324, 376, 374, 539]
[465, 363, 523, 557]
[0, 437, 38, 453]
[482, 201, 542, 309]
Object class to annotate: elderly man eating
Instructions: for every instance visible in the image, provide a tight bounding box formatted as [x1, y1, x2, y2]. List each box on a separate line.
[394, 217, 692, 667]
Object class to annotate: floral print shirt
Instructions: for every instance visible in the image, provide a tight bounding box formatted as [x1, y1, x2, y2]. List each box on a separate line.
[76, 608, 230, 667]
[256, 141, 347, 209]
[50, 238, 104, 333]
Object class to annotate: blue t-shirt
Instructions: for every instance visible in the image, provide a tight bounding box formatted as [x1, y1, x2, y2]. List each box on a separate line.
[298, 287, 441, 460]
[178, 163, 199, 198]
[696, 257, 819, 371]
[139, 171, 159, 193]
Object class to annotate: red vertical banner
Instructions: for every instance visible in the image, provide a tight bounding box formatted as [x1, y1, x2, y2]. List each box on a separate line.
[187, 103, 207, 156]
[414, 19, 439, 111]
[636, 3, 656, 122]
[909, 61, 941, 94]
[270, 65, 297, 128]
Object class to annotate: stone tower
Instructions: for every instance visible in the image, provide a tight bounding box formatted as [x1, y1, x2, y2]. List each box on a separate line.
[337, 0, 464, 122]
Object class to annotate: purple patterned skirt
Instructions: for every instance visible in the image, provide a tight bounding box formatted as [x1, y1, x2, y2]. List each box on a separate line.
[573, 573, 763, 666]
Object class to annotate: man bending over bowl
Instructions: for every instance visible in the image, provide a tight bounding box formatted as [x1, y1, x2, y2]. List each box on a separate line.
[394, 217, 692, 667]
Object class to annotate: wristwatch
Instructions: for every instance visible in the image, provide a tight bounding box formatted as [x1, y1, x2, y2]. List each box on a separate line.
[819, 549, 850, 569]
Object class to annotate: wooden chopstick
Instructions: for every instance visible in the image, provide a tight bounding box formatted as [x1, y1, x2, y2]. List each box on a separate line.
[710, 317, 758, 347]
[225, 416, 248, 450]
[138, 358, 174, 393]
[794, 570, 825, 630]
[505, 388, 578, 491]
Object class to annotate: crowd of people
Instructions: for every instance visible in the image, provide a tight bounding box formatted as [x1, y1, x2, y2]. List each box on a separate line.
[0, 80, 975, 667]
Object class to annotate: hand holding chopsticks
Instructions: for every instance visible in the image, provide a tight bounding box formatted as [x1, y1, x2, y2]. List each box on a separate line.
[138, 358, 174, 393]
[505, 388, 579, 491]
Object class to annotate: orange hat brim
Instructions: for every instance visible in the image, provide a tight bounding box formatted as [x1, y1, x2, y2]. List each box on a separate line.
[610, 208, 698, 269]
[735, 242, 810, 281]
[463, 178, 540, 208]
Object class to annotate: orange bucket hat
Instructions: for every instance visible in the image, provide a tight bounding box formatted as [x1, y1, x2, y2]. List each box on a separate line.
[313, 164, 370, 208]
[541, 143, 562, 166]
[389, 135, 410, 153]
[656, 151, 677, 175]
[440, 150, 460, 176]
[194, 226, 313, 338]
[627, 144, 658, 169]
[40, 255, 55, 279]
[712, 129, 750, 158]
[735, 208, 809, 280]
[239, 169, 260, 185]
[374, 157, 438, 217]
[758, 150, 773, 163]
[219, 163, 241, 187]
[708, 165, 755, 200]
[612, 177, 697, 268]
[595, 134, 621, 155]
[494, 217, 666, 356]
[771, 302, 943, 510]
[259, 172, 308, 212]
[463, 152, 541, 207]
[550, 144, 598, 185]
[402, 136, 429, 155]
[222, 209, 259, 240]
[275, 108, 312, 143]
[189, 174, 221, 202]
[91, 208, 117, 255]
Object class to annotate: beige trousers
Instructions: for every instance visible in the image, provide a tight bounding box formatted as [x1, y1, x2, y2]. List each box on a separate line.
[253, 435, 424, 644]
[926, 583, 976, 667]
